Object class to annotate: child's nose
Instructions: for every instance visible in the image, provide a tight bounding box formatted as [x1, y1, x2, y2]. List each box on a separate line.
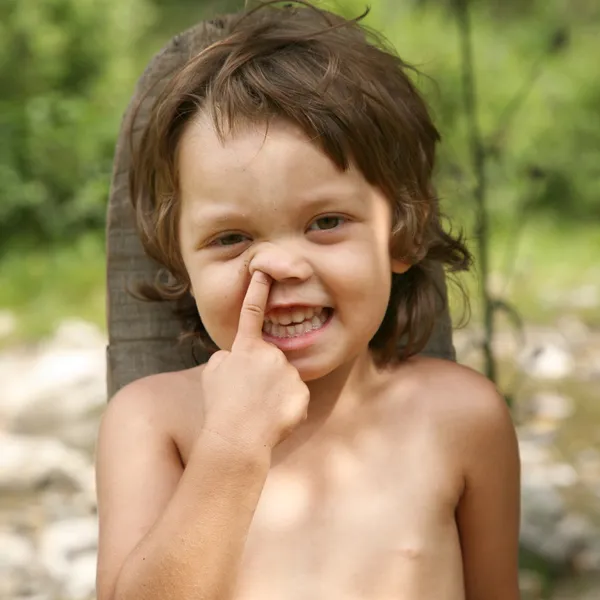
[248, 242, 313, 283]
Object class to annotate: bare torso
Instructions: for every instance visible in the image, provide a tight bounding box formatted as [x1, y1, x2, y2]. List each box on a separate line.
[164, 357, 467, 600]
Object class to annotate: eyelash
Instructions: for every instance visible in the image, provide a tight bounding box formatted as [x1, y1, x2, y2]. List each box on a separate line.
[209, 215, 348, 248]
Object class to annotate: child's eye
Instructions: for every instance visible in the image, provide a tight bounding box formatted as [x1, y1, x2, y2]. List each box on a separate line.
[211, 233, 249, 247]
[308, 215, 346, 232]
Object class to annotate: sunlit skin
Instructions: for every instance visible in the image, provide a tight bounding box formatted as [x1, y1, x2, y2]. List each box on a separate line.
[176, 116, 519, 598]
[95, 114, 520, 600]
[178, 116, 408, 387]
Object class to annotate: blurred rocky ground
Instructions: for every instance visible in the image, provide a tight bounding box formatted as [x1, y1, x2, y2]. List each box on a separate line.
[0, 313, 599, 600]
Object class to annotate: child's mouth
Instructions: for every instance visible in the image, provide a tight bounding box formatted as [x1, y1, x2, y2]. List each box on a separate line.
[262, 307, 332, 338]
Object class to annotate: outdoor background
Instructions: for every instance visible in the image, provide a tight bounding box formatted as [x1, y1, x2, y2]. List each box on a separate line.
[0, 1, 599, 599]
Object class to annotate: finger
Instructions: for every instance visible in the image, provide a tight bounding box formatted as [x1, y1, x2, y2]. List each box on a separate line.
[206, 350, 228, 370]
[233, 270, 271, 347]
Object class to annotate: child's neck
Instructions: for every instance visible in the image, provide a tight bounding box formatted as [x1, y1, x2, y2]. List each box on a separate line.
[270, 349, 383, 466]
[303, 348, 380, 427]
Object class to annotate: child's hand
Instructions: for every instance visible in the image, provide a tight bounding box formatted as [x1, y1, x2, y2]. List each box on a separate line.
[200, 270, 310, 455]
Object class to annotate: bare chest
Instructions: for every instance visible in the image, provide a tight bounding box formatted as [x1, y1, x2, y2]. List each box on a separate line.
[234, 432, 465, 600]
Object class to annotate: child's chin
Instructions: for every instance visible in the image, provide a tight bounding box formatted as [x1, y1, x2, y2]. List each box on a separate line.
[292, 359, 339, 383]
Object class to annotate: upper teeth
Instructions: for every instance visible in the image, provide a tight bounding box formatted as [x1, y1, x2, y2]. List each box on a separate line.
[265, 307, 323, 326]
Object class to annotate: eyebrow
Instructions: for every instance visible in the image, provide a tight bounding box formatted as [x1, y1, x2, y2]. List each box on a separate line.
[187, 185, 363, 229]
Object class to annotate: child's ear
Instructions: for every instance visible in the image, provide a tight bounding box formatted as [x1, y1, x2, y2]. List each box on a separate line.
[391, 259, 411, 274]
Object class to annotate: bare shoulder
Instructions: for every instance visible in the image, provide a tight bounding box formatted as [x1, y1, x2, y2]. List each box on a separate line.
[387, 356, 512, 428]
[100, 367, 206, 456]
[95, 368, 205, 600]
[388, 361, 521, 599]
[382, 356, 518, 477]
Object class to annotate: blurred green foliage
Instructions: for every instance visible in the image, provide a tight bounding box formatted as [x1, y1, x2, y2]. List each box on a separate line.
[0, 0, 153, 247]
[0, 0, 599, 340]
[1, 0, 598, 249]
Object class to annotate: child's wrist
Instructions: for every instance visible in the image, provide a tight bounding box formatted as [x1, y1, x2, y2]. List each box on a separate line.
[195, 425, 273, 471]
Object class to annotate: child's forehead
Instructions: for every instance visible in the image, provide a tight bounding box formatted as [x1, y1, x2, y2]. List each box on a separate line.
[178, 114, 368, 201]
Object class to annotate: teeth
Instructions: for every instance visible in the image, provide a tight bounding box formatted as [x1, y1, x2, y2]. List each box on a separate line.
[263, 308, 330, 338]
[266, 307, 323, 326]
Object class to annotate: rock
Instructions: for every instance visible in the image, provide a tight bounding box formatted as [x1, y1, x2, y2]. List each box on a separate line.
[519, 569, 544, 599]
[0, 529, 51, 600]
[551, 577, 600, 600]
[39, 517, 98, 600]
[65, 552, 98, 599]
[573, 539, 600, 573]
[517, 423, 558, 446]
[521, 482, 598, 566]
[556, 315, 590, 347]
[52, 319, 106, 349]
[528, 392, 575, 422]
[547, 462, 579, 487]
[519, 435, 578, 490]
[522, 458, 578, 489]
[567, 284, 599, 310]
[576, 449, 600, 487]
[0, 310, 17, 339]
[518, 438, 554, 464]
[519, 343, 574, 380]
[578, 345, 600, 381]
[0, 529, 35, 573]
[520, 482, 568, 562]
[0, 433, 94, 495]
[0, 319, 106, 451]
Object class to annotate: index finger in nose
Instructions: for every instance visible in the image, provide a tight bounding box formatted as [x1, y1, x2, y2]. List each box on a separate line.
[232, 270, 271, 348]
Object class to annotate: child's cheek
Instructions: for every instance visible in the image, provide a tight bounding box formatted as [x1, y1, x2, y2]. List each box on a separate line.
[191, 263, 247, 347]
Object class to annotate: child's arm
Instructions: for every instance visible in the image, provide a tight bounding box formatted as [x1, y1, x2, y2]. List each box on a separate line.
[96, 271, 310, 600]
[95, 383, 271, 600]
[455, 379, 521, 600]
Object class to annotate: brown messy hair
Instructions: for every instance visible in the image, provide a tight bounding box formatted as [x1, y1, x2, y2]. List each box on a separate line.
[129, 0, 471, 365]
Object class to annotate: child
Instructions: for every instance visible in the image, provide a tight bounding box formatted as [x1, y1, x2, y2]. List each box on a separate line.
[95, 2, 521, 599]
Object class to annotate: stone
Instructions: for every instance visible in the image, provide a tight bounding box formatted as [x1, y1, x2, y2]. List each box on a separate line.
[573, 540, 600, 573]
[0, 319, 106, 452]
[521, 456, 578, 489]
[0, 433, 94, 494]
[520, 483, 567, 562]
[0, 310, 17, 339]
[518, 438, 554, 465]
[519, 569, 544, 599]
[567, 284, 599, 310]
[0, 529, 35, 573]
[521, 484, 598, 567]
[546, 462, 579, 487]
[519, 343, 575, 380]
[576, 448, 600, 487]
[0, 529, 51, 600]
[39, 516, 98, 599]
[556, 315, 590, 347]
[528, 392, 575, 422]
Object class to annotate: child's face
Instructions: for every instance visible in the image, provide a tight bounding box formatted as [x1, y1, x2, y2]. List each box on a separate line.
[177, 115, 408, 381]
